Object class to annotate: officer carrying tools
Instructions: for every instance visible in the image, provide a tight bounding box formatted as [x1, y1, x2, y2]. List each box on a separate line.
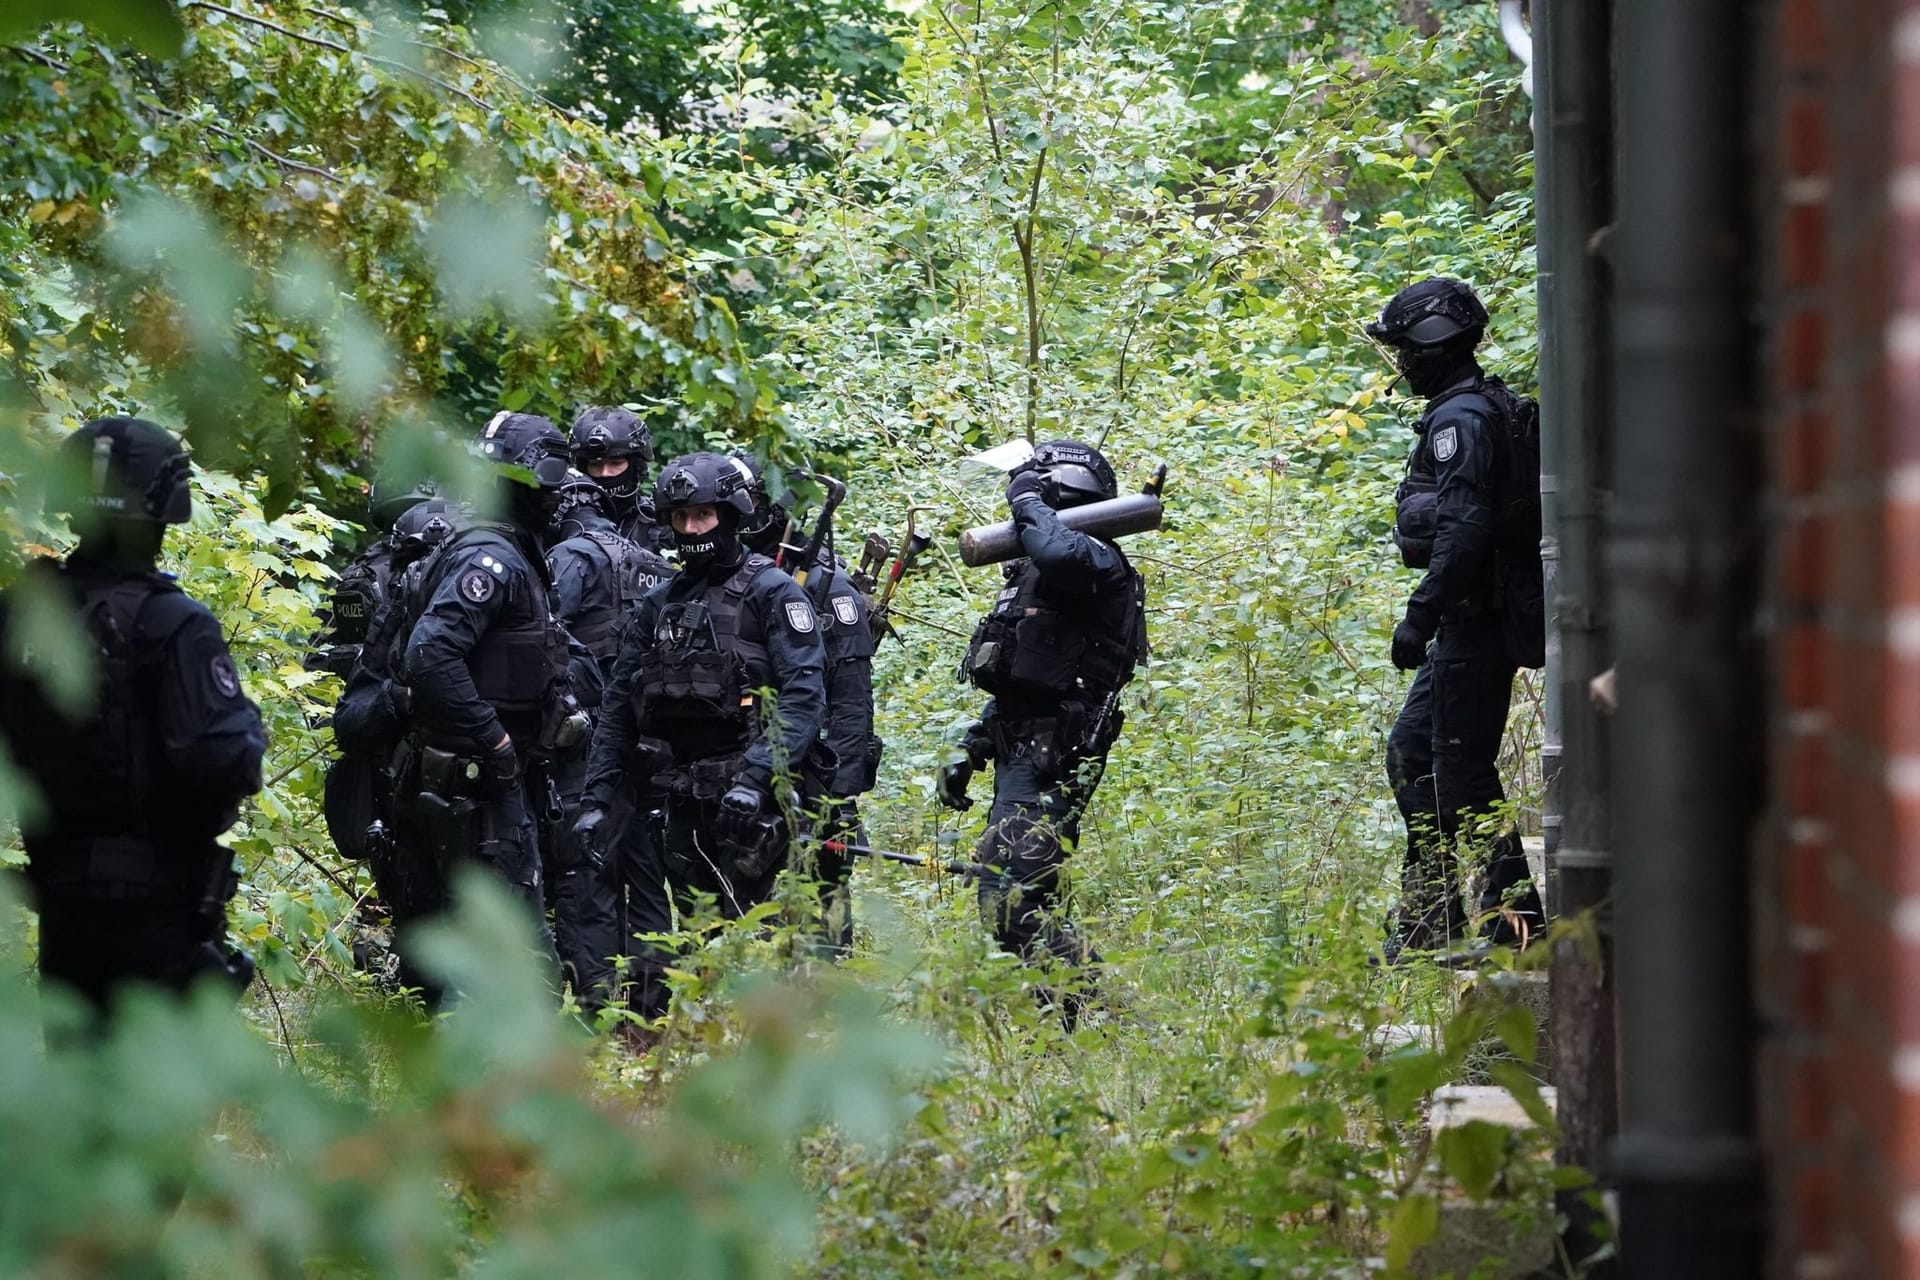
[392, 412, 581, 991]
[0, 417, 266, 1021]
[736, 456, 881, 957]
[940, 440, 1148, 1023]
[542, 471, 672, 1004]
[574, 451, 827, 1028]
[570, 404, 672, 555]
[1368, 277, 1547, 962]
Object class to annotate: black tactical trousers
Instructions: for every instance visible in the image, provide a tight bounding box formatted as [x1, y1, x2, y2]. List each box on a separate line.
[36, 889, 242, 1022]
[976, 742, 1102, 973]
[1385, 649, 1544, 947]
[618, 793, 783, 1019]
[540, 754, 620, 1007]
[396, 775, 558, 1005]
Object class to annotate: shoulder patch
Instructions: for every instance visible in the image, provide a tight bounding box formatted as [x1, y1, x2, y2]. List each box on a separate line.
[784, 600, 817, 634]
[459, 569, 497, 604]
[1431, 424, 1458, 462]
[832, 595, 859, 626]
[209, 653, 241, 698]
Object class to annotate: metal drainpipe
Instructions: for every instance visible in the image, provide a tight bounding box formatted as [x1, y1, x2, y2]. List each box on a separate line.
[1533, 0, 1620, 1271]
[1610, 0, 1764, 1275]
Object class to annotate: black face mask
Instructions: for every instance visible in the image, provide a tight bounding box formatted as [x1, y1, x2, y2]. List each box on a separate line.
[1395, 344, 1475, 398]
[674, 522, 739, 572]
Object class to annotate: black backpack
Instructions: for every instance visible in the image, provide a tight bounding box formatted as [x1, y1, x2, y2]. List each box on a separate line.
[1392, 378, 1545, 669]
[1479, 377, 1545, 670]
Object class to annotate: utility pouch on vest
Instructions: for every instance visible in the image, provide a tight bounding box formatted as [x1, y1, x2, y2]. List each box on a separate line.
[84, 837, 163, 898]
[419, 745, 483, 797]
[1393, 476, 1438, 570]
[659, 752, 749, 800]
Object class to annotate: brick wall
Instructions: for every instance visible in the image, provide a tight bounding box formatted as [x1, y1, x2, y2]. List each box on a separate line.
[1755, 0, 1909, 1275]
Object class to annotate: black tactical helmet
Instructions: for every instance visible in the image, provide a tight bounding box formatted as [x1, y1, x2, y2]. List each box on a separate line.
[550, 468, 612, 530]
[1366, 278, 1489, 349]
[50, 417, 192, 526]
[571, 405, 653, 494]
[478, 411, 571, 489]
[726, 451, 791, 548]
[389, 497, 461, 564]
[368, 460, 441, 532]
[1031, 439, 1117, 509]
[652, 451, 756, 518]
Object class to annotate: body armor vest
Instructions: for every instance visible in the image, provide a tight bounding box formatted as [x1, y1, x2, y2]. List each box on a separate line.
[569, 529, 671, 660]
[0, 563, 178, 846]
[407, 527, 567, 745]
[330, 544, 392, 646]
[632, 554, 776, 757]
[962, 556, 1147, 703]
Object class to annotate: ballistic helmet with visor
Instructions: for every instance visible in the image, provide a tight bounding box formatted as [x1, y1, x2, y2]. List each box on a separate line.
[1031, 439, 1117, 509]
[51, 417, 192, 526]
[1365, 277, 1489, 349]
[478, 411, 571, 489]
[652, 451, 756, 518]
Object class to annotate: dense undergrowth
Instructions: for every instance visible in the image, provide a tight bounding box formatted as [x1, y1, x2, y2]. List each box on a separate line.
[0, 0, 1569, 1276]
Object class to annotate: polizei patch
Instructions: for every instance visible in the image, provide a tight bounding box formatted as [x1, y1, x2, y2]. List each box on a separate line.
[832, 595, 859, 626]
[209, 654, 241, 698]
[460, 569, 497, 603]
[1431, 424, 1458, 462]
[784, 601, 816, 633]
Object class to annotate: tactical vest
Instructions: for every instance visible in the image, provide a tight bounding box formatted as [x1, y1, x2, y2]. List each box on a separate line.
[568, 528, 671, 660]
[0, 563, 177, 846]
[407, 527, 567, 744]
[962, 555, 1147, 703]
[1391, 376, 1546, 668]
[330, 544, 392, 646]
[632, 554, 776, 752]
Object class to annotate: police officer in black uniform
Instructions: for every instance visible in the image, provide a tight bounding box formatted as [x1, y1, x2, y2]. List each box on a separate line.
[393, 412, 578, 983]
[330, 496, 463, 982]
[574, 451, 827, 1023]
[571, 405, 672, 555]
[0, 418, 266, 1020]
[736, 456, 881, 956]
[541, 472, 672, 1003]
[306, 465, 443, 680]
[1369, 277, 1546, 961]
[940, 441, 1146, 1014]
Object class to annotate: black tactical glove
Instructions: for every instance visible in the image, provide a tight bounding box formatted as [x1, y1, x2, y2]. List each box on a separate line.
[1391, 618, 1432, 672]
[1005, 466, 1048, 518]
[481, 735, 520, 794]
[718, 782, 764, 829]
[572, 807, 610, 873]
[937, 757, 974, 811]
[717, 782, 783, 878]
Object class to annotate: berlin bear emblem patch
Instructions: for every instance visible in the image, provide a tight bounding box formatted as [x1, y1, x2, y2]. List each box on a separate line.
[460, 569, 497, 603]
[832, 595, 859, 626]
[1431, 424, 1458, 462]
[784, 601, 816, 633]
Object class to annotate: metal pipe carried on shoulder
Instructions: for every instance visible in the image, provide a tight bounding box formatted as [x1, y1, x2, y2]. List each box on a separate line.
[958, 492, 1164, 566]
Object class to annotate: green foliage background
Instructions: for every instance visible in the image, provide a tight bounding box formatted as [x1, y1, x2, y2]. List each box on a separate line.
[0, 0, 1562, 1275]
